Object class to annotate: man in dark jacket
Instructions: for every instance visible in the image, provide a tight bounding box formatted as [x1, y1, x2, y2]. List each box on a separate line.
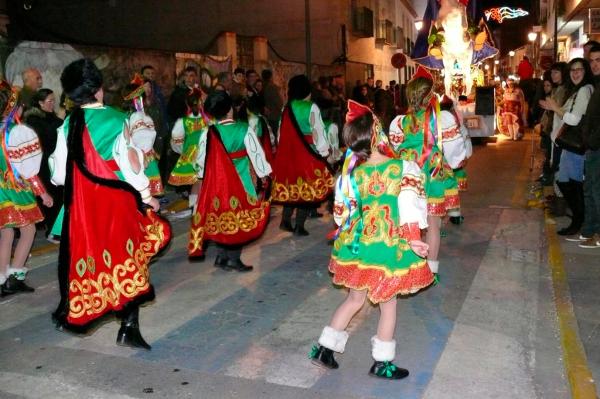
[579, 45, 600, 248]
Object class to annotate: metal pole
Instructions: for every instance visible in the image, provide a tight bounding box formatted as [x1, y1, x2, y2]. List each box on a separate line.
[553, 0, 558, 61]
[305, 0, 312, 80]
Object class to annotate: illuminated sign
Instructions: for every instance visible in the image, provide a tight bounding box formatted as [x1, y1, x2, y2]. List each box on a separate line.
[484, 7, 529, 23]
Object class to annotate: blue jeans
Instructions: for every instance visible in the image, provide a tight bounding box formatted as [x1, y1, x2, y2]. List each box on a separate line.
[582, 149, 600, 236]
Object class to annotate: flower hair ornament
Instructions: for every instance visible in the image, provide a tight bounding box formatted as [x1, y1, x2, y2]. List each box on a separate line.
[1, 80, 23, 186]
[123, 74, 147, 113]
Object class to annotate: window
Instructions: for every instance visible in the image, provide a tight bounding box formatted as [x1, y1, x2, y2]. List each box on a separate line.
[352, 6, 374, 37]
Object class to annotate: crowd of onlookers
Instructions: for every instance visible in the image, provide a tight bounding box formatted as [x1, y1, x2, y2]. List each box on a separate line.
[533, 40, 600, 249]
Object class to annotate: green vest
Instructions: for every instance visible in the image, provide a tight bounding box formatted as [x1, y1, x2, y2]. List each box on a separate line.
[215, 121, 256, 198]
[52, 106, 128, 236]
[290, 99, 313, 135]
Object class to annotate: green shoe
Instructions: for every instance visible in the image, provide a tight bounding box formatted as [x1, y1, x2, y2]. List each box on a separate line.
[368, 361, 409, 380]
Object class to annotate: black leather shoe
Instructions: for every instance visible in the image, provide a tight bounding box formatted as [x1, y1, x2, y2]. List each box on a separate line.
[449, 216, 464, 225]
[1, 279, 17, 297]
[188, 254, 206, 262]
[310, 345, 339, 369]
[116, 325, 152, 350]
[2, 275, 34, 294]
[225, 259, 254, 272]
[279, 221, 294, 232]
[557, 225, 580, 236]
[214, 254, 228, 268]
[294, 226, 309, 236]
[368, 361, 409, 380]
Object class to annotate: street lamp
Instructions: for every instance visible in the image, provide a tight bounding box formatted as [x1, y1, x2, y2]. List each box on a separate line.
[528, 32, 537, 42]
[509, 51, 515, 75]
[415, 20, 423, 31]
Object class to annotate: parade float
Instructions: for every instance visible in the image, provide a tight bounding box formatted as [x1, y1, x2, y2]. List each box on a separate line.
[411, 0, 498, 138]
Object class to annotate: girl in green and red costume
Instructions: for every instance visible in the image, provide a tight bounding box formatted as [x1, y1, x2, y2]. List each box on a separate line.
[271, 74, 334, 236]
[49, 59, 171, 349]
[389, 66, 460, 283]
[122, 74, 164, 196]
[439, 94, 472, 225]
[0, 80, 54, 296]
[169, 87, 209, 208]
[310, 100, 432, 379]
[188, 90, 272, 271]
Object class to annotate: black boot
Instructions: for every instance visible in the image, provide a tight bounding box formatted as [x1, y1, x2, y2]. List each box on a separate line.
[116, 305, 151, 350]
[557, 181, 584, 236]
[214, 254, 228, 269]
[310, 345, 339, 369]
[368, 361, 409, 380]
[1, 277, 17, 297]
[225, 259, 254, 272]
[449, 216, 464, 225]
[280, 206, 294, 232]
[1, 275, 34, 295]
[293, 207, 309, 236]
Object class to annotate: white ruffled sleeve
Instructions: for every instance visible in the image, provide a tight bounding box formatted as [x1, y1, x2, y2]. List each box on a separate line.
[8, 124, 47, 195]
[194, 127, 209, 179]
[244, 123, 272, 177]
[49, 123, 67, 186]
[327, 123, 342, 163]
[440, 110, 467, 169]
[170, 118, 185, 154]
[309, 103, 330, 157]
[397, 160, 428, 241]
[388, 115, 406, 150]
[112, 132, 152, 203]
[333, 174, 358, 227]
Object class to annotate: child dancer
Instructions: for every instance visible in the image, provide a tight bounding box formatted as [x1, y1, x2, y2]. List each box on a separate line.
[439, 95, 472, 225]
[389, 67, 460, 283]
[1, 81, 53, 296]
[310, 100, 433, 380]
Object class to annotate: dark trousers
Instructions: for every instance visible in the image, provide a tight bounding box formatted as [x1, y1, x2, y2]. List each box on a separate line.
[282, 205, 309, 229]
[217, 244, 243, 262]
[582, 149, 600, 236]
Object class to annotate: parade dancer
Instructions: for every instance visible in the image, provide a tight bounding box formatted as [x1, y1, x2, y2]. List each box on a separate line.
[188, 91, 272, 271]
[169, 88, 209, 209]
[271, 75, 334, 236]
[0, 81, 53, 296]
[49, 59, 171, 349]
[123, 74, 164, 196]
[310, 100, 432, 379]
[439, 95, 472, 225]
[389, 67, 460, 283]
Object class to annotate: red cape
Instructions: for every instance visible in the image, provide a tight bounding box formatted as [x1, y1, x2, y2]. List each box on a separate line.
[189, 127, 270, 257]
[270, 105, 334, 204]
[54, 124, 171, 329]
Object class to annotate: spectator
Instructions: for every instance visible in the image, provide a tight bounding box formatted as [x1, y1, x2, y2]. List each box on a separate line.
[23, 88, 63, 242]
[540, 58, 594, 236]
[579, 45, 600, 248]
[231, 67, 247, 102]
[536, 72, 555, 185]
[517, 56, 534, 81]
[141, 65, 168, 132]
[18, 67, 43, 109]
[583, 40, 600, 60]
[351, 80, 363, 101]
[353, 84, 370, 106]
[215, 71, 233, 93]
[246, 69, 259, 96]
[366, 76, 375, 104]
[167, 66, 198, 123]
[261, 69, 283, 138]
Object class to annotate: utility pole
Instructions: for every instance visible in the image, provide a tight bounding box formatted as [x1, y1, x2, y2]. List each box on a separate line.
[553, 0, 558, 61]
[305, 0, 312, 80]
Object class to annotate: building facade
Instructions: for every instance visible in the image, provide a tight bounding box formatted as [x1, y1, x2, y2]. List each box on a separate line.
[8, 0, 419, 93]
